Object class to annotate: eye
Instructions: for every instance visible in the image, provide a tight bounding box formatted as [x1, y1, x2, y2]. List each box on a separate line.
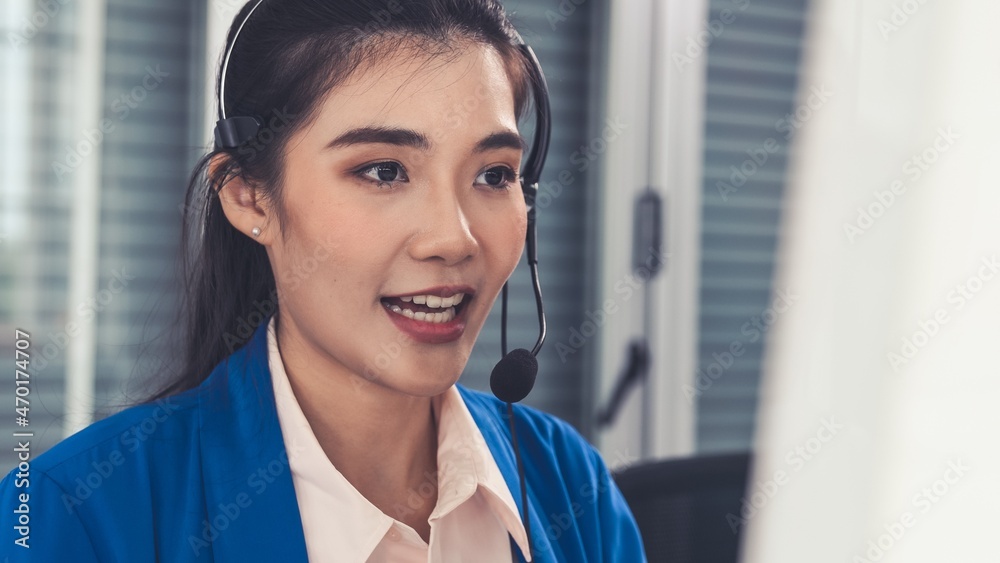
[356, 161, 409, 188]
[475, 165, 518, 191]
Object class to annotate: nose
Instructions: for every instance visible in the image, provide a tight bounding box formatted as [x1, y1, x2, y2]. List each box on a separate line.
[406, 188, 479, 266]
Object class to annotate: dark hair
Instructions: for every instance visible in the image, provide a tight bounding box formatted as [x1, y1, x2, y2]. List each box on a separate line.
[139, 0, 535, 403]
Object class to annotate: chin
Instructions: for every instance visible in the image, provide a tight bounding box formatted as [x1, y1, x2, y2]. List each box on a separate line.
[356, 341, 470, 396]
[400, 362, 464, 395]
[391, 377, 458, 398]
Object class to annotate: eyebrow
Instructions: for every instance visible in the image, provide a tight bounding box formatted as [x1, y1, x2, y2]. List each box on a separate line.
[324, 126, 526, 154]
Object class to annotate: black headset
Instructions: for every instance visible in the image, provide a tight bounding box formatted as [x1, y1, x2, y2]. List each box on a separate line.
[214, 2, 551, 559]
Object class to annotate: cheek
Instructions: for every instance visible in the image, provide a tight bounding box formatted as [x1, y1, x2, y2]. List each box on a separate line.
[267, 205, 353, 295]
[285, 180, 401, 254]
[283, 186, 383, 254]
[268, 233, 338, 299]
[479, 203, 528, 271]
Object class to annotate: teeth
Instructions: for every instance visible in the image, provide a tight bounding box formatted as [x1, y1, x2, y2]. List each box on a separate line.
[384, 302, 456, 324]
[383, 292, 468, 326]
[391, 293, 466, 309]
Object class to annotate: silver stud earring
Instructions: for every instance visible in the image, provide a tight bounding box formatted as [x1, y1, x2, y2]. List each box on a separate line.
[251, 226, 261, 238]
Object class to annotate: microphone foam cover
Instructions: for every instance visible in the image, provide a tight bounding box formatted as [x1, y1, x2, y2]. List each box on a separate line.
[490, 348, 538, 403]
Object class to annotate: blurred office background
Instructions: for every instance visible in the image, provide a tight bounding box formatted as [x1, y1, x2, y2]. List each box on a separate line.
[2, 0, 997, 561]
[0, 0, 806, 465]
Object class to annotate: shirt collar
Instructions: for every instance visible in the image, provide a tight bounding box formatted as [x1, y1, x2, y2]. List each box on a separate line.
[266, 315, 531, 560]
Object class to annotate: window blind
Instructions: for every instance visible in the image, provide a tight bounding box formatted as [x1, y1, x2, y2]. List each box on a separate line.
[0, 0, 599, 473]
[696, 0, 811, 452]
[91, 0, 199, 419]
[0, 0, 199, 470]
[2, 0, 85, 471]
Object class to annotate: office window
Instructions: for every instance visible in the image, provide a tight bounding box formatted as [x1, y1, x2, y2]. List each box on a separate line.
[2, 0, 602, 473]
[93, 0, 201, 416]
[696, 0, 811, 452]
[2, 0, 84, 470]
[0, 0, 201, 469]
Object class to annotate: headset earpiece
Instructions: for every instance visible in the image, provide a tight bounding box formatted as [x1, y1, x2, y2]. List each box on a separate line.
[214, 115, 263, 150]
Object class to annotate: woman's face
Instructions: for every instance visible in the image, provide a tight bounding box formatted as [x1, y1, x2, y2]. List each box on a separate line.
[263, 42, 527, 397]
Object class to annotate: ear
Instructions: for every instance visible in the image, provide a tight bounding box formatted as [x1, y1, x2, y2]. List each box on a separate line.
[210, 154, 276, 245]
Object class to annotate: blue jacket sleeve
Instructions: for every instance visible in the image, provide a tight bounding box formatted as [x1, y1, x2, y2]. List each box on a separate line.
[0, 467, 100, 562]
[589, 446, 648, 563]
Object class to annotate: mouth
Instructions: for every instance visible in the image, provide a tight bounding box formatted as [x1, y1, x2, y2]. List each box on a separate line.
[379, 286, 475, 343]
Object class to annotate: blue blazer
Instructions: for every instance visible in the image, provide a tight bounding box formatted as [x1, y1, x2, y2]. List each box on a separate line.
[1, 317, 646, 562]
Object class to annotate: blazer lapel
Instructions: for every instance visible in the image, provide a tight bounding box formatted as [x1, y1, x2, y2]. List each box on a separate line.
[459, 387, 546, 563]
[193, 319, 544, 562]
[197, 315, 309, 561]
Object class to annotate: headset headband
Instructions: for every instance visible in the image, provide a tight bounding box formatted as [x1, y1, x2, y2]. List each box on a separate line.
[213, 0, 265, 149]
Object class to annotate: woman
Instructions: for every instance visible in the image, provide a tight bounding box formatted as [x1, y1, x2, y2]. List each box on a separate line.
[0, 1, 645, 561]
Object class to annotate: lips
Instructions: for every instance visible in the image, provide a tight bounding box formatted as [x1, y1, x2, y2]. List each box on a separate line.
[379, 285, 475, 319]
[378, 285, 476, 343]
